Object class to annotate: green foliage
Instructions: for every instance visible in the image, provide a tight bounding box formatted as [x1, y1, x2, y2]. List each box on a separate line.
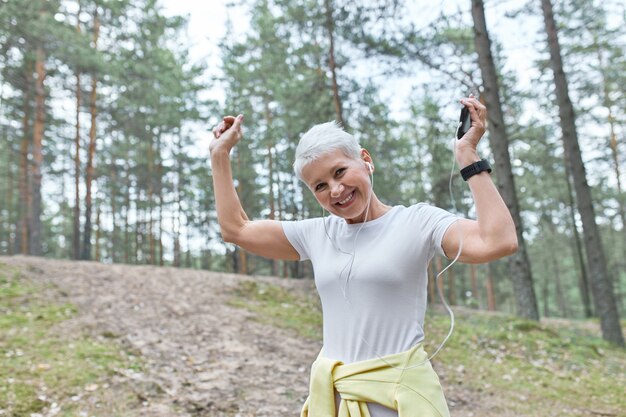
[427, 309, 626, 414]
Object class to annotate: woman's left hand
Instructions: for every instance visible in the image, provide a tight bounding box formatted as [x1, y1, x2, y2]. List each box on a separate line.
[456, 95, 487, 166]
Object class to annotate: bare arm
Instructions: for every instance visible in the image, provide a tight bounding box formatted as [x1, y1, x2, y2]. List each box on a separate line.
[441, 97, 518, 264]
[210, 115, 299, 261]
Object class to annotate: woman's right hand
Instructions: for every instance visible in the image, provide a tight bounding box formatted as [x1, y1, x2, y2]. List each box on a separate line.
[210, 114, 244, 156]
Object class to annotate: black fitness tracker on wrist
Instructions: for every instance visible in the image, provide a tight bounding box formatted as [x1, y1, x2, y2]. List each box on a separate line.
[460, 159, 492, 181]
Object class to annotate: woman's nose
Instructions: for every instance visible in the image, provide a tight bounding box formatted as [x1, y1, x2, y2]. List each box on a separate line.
[330, 182, 344, 198]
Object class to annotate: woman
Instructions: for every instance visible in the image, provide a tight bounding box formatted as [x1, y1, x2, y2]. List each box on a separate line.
[210, 96, 517, 417]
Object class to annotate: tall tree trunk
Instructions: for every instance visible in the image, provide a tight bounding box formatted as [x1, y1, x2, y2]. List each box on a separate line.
[73, 5, 82, 260]
[185, 225, 192, 268]
[595, 35, 625, 315]
[553, 255, 569, 317]
[82, 8, 100, 260]
[146, 130, 155, 264]
[124, 167, 131, 264]
[95, 202, 101, 261]
[562, 155, 593, 317]
[147, 173, 154, 264]
[541, 0, 624, 346]
[470, 264, 479, 309]
[202, 248, 212, 271]
[110, 166, 118, 263]
[447, 261, 456, 306]
[539, 210, 553, 317]
[263, 96, 278, 274]
[158, 188, 164, 267]
[428, 262, 435, 304]
[4, 143, 14, 254]
[486, 263, 497, 311]
[174, 184, 182, 268]
[173, 234, 181, 267]
[173, 135, 182, 268]
[19, 63, 32, 255]
[542, 257, 550, 317]
[267, 144, 278, 276]
[471, 0, 539, 320]
[30, 45, 46, 256]
[323, 0, 344, 125]
[238, 244, 248, 274]
[608, 120, 625, 232]
[136, 191, 143, 263]
[0, 85, 11, 254]
[277, 171, 288, 277]
[434, 257, 443, 305]
[594, 37, 626, 236]
[157, 147, 164, 267]
[74, 69, 82, 260]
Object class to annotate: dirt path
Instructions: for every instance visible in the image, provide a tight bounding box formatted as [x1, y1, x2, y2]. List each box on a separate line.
[3, 256, 508, 417]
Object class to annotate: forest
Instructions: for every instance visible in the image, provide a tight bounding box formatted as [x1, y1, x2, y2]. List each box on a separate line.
[0, 0, 624, 347]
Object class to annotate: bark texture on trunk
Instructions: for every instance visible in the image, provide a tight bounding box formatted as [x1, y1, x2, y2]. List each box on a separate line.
[470, 264, 478, 308]
[541, 0, 624, 346]
[30, 45, 46, 256]
[486, 263, 497, 311]
[147, 135, 155, 265]
[73, 6, 82, 260]
[594, 35, 626, 236]
[74, 70, 82, 260]
[19, 63, 32, 255]
[563, 156, 593, 317]
[82, 9, 100, 260]
[95, 203, 101, 261]
[124, 166, 131, 264]
[471, 0, 539, 320]
[324, 0, 344, 125]
[4, 142, 14, 254]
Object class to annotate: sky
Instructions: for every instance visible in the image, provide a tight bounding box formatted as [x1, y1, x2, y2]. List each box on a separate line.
[159, 0, 543, 120]
[156, 0, 547, 181]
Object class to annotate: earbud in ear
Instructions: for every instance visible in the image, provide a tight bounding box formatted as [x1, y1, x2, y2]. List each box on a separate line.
[366, 162, 373, 172]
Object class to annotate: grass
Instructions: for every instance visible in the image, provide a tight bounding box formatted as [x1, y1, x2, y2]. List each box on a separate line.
[230, 279, 626, 416]
[431, 310, 626, 415]
[0, 262, 143, 416]
[229, 280, 322, 340]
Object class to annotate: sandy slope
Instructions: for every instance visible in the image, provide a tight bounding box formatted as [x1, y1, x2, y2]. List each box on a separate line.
[3, 256, 509, 417]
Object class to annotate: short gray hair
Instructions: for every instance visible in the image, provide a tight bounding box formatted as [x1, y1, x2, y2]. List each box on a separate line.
[293, 121, 361, 181]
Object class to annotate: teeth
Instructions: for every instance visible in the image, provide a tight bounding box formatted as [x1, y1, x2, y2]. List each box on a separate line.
[338, 192, 353, 205]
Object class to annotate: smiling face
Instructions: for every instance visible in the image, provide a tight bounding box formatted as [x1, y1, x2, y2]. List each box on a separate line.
[301, 149, 374, 224]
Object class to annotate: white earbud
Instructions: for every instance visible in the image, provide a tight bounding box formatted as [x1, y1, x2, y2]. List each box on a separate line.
[366, 162, 373, 172]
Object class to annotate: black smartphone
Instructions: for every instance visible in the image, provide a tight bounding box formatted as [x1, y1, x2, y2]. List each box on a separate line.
[457, 106, 471, 139]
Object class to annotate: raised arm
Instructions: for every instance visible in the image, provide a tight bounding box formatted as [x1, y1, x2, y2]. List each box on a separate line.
[441, 97, 518, 264]
[210, 114, 299, 261]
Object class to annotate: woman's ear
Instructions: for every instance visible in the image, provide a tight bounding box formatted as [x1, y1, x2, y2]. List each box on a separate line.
[360, 148, 373, 164]
[361, 149, 373, 173]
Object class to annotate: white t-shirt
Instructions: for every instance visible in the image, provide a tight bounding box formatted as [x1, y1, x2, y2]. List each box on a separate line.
[282, 203, 458, 417]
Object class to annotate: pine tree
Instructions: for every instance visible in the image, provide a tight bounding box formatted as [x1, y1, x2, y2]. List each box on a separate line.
[471, 0, 539, 320]
[540, 0, 624, 346]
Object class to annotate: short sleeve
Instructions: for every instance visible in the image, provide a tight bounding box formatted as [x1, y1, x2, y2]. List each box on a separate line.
[415, 203, 460, 258]
[281, 218, 322, 262]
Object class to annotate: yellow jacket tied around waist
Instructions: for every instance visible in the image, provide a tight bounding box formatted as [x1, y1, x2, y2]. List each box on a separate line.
[301, 343, 450, 417]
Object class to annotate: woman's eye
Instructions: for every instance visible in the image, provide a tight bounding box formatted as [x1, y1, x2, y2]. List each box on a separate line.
[315, 183, 326, 192]
[335, 168, 346, 176]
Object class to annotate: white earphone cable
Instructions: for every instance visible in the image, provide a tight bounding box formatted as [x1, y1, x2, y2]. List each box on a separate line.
[321, 119, 465, 370]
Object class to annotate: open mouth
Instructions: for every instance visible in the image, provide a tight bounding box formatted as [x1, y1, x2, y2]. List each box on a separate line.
[336, 191, 355, 206]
